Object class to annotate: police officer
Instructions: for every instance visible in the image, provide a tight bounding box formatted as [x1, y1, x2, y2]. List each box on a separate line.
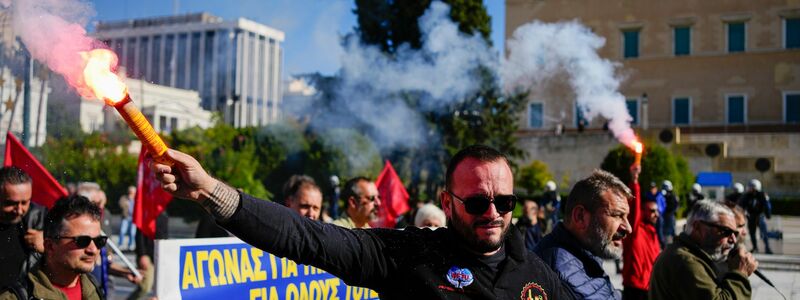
[153, 145, 574, 299]
[741, 179, 772, 254]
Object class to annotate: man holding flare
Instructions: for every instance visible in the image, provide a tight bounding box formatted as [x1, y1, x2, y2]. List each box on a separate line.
[151, 145, 575, 299]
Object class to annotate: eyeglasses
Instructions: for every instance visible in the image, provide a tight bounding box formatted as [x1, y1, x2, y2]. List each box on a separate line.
[57, 235, 108, 249]
[360, 194, 379, 202]
[700, 221, 739, 239]
[446, 190, 517, 215]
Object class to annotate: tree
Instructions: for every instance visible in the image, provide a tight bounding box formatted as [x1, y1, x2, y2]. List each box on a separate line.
[168, 120, 270, 200]
[39, 132, 137, 213]
[354, 0, 490, 54]
[252, 121, 311, 199]
[600, 141, 694, 202]
[305, 128, 383, 193]
[516, 160, 554, 196]
[351, 0, 524, 200]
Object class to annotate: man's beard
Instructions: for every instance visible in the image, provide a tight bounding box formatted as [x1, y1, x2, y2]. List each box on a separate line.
[702, 241, 733, 262]
[449, 213, 509, 253]
[586, 216, 624, 260]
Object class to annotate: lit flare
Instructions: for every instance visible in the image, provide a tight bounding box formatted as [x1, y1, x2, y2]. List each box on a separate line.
[81, 49, 170, 163]
[631, 140, 643, 166]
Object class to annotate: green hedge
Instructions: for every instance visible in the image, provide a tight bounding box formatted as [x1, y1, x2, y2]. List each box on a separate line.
[771, 198, 800, 216]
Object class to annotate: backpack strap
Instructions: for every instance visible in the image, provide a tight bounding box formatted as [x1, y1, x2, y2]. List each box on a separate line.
[0, 277, 31, 300]
[85, 273, 106, 300]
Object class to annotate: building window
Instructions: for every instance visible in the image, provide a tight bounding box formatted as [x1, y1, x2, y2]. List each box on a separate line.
[786, 18, 800, 49]
[176, 33, 188, 89]
[626, 99, 639, 125]
[786, 93, 800, 123]
[623, 30, 640, 58]
[125, 38, 137, 76]
[674, 26, 691, 56]
[159, 116, 168, 132]
[528, 102, 543, 128]
[151, 35, 162, 84]
[575, 103, 589, 129]
[727, 22, 745, 53]
[673, 97, 691, 125]
[164, 34, 175, 86]
[170, 117, 178, 132]
[726, 95, 746, 124]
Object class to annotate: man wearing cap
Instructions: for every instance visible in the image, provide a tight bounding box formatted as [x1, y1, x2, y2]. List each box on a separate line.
[152, 145, 575, 299]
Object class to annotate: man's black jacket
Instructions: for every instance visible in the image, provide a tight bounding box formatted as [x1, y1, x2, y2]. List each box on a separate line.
[220, 193, 575, 299]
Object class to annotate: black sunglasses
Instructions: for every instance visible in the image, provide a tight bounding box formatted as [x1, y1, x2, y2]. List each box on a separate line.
[700, 221, 739, 238]
[360, 194, 379, 202]
[446, 190, 517, 215]
[57, 235, 108, 249]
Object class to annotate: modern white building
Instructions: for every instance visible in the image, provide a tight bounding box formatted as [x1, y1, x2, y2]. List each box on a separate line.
[93, 13, 285, 128]
[79, 78, 212, 134]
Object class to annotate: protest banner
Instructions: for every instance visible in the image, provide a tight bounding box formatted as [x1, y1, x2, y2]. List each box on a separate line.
[157, 237, 379, 300]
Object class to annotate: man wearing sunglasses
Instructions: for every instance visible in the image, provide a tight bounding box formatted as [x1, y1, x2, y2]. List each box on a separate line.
[649, 200, 757, 299]
[0, 195, 107, 300]
[332, 176, 380, 229]
[152, 145, 574, 299]
[533, 169, 634, 300]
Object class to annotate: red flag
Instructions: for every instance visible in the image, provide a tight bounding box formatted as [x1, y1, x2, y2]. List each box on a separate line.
[3, 132, 68, 208]
[133, 146, 173, 239]
[370, 160, 410, 228]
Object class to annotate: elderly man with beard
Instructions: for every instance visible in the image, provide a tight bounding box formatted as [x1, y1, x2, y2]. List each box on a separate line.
[649, 200, 757, 299]
[0, 195, 106, 300]
[152, 145, 574, 299]
[534, 169, 633, 300]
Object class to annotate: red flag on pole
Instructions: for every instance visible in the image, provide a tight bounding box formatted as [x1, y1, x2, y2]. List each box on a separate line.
[133, 146, 173, 239]
[3, 132, 68, 208]
[370, 160, 410, 228]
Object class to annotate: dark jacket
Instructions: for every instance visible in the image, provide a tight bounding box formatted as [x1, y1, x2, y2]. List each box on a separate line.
[19, 203, 46, 282]
[649, 233, 751, 299]
[740, 191, 771, 219]
[220, 193, 575, 299]
[514, 216, 543, 252]
[533, 222, 619, 300]
[663, 191, 679, 216]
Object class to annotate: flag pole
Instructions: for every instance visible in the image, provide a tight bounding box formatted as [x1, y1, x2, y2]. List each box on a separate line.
[101, 229, 142, 278]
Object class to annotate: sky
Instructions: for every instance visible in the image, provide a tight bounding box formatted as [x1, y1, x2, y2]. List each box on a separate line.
[88, 0, 506, 78]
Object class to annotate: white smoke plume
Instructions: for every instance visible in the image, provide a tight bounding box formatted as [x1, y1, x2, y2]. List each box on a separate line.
[303, 1, 497, 150]
[501, 20, 637, 146]
[1, 0, 107, 99]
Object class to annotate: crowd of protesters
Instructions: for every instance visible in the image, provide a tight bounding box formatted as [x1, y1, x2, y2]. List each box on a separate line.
[0, 143, 778, 299]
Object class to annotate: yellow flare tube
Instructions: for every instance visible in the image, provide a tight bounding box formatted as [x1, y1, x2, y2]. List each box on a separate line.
[112, 94, 171, 164]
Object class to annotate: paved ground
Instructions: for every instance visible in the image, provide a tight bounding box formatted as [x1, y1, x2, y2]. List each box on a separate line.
[104, 215, 800, 299]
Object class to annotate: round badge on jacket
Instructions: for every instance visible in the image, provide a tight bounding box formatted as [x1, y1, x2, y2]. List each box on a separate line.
[520, 282, 547, 300]
[446, 266, 474, 289]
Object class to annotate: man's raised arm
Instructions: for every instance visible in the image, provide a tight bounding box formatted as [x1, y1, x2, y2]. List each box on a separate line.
[153, 149, 395, 288]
